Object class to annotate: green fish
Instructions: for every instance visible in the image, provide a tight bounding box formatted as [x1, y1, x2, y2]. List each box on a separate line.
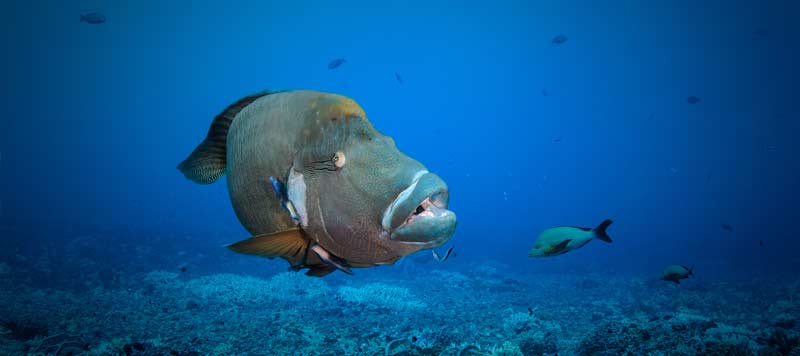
[178, 90, 457, 277]
[661, 265, 693, 284]
[528, 219, 613, 257]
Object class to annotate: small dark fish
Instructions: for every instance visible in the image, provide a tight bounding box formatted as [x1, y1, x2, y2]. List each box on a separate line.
[754, 28, 769, 36]
[551, 35, 568, 45]
[269, 176, 285, 200]
[411, 336, 418, 343]
[180, 266, 187, 273]
[687, 96, 701, 104]
[759, 240, 764, 247]
[80, 12, 106, 24]
[527, 307, 534, 316]
[327, 58, 346, 70]
[553, 136, 563, 142]
[720, 224, 733, 232]
[394, 72, 403, 85]
[269, 176, 300, 224]
[432, 245, 455, 262]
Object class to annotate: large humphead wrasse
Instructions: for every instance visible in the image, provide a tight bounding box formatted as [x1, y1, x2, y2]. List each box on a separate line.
[178, 90, 457, 277]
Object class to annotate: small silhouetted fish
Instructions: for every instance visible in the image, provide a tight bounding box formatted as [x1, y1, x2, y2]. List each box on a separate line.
[754, 28, 769, 36]
[720, 224, 733, 232]
[327, 58, 346, 70]
[180, 266, 187, 273]
[767, 145, 777, 152]
[527, 307, 534, 316]
[552, 35, 568, 45]
[394, 72, 403, 84]
[553, 136, 563, 142]
[80, 12, 106, 24]
[432, 245, 455, 262]
[542, 89, 549, 96]
[687, 96, 701, 104]
[759, 240, 764, 247]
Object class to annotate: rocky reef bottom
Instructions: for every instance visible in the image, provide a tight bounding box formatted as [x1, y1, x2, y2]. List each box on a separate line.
[1, 258, 799, 356]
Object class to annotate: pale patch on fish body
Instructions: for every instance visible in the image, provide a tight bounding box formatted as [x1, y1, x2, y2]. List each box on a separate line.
[287, 170, 308, 227]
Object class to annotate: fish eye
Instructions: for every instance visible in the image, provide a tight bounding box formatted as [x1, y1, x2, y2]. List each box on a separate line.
[334, 151, 346, 168]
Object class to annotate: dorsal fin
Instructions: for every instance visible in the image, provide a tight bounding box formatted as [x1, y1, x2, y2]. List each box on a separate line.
[177, 90, 277, 184]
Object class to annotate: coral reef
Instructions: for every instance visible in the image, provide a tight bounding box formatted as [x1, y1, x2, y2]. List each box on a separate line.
[1, 249, 798, 355]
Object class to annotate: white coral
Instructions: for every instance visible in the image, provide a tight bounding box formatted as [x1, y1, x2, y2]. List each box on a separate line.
[338, 283, 425, 310]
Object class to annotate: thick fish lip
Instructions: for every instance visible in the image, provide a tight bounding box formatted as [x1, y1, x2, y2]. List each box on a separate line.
[382, 171, 452, 232]
[389, 206, 457, 246]
[381, 171, 456, 245]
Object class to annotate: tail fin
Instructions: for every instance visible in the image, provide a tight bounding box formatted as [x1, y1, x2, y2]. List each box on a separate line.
[592, 219, 613, 243]
[177, 91, 273, 184]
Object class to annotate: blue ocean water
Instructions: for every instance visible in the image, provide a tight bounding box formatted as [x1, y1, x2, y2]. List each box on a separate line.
[1, 1, 799, 355]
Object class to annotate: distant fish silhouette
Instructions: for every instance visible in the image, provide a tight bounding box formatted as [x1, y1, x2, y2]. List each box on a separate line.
[394, 72, 403, 84]
[327, 58, 346, 70]
[551, 34, 568, 45]
[553, 136, 563, 142]
[542, 89, 549, 96]
[687, 96, 701, 104]
[80, 12, 106, 24]
[759, 240, 764, 247]
[661, 265, 693, 285]
[720, 223, 733, 232]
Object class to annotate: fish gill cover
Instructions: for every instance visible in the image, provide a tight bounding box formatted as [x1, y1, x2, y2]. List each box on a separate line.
[1, 0, 799, 355]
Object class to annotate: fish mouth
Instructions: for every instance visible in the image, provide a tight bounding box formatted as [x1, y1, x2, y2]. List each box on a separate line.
[382, 172, 457, 245]
[398, 192, 450, 228]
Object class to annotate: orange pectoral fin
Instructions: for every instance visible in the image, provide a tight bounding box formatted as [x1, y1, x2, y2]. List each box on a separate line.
[225, 228, 310, 267]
